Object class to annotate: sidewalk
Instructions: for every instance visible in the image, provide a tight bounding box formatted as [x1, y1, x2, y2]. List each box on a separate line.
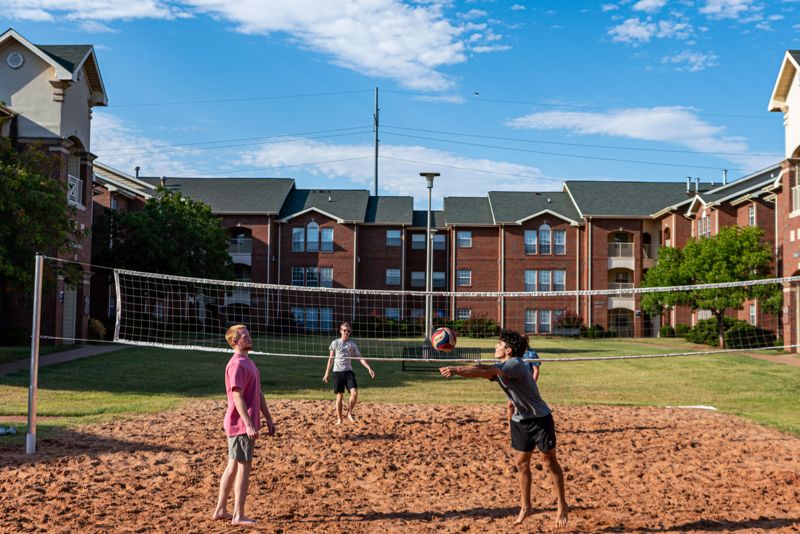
[0, 345, 127, 376]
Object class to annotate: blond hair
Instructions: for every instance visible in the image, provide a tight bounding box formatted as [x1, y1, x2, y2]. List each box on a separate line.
[225, 324, 247, 348]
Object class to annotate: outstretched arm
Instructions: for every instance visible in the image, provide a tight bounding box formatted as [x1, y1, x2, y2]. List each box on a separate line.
[440, 365, 502, 379]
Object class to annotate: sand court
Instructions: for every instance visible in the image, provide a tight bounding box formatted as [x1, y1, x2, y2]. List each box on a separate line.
[1, 400, 799, 533]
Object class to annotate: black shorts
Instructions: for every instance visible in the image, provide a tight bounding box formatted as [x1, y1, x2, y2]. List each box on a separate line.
[510, 413, 557, 453]
[332, 370, 357, 394]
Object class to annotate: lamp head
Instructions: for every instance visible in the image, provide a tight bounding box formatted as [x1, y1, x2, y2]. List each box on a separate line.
[420, 172, 440, 189]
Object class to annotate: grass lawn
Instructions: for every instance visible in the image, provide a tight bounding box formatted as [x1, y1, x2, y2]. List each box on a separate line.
[0, 336, 798, 449]
[0, 344, 75, 366]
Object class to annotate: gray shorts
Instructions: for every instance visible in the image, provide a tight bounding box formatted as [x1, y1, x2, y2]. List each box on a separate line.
[227, 434, 255, 462]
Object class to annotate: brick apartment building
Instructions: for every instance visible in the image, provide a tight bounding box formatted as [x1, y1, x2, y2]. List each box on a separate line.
[0, 28, 107, 343]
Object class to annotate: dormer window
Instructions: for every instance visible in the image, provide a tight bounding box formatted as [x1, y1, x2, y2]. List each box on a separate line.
[538, 224, 551, 254]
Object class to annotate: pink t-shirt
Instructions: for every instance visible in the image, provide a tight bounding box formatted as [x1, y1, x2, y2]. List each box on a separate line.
[223, 353, 262, 437]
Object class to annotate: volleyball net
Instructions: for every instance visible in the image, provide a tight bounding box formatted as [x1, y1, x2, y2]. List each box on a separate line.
[110, 267, 796, 363]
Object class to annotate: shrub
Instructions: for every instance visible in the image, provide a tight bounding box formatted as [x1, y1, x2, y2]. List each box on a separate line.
[88, 318, 107, 341]
[674, 323, 691, 337]
[685, 316, 738, 346]
[659, 325, 675, 338]
[583, 324, 605, 339]
[724, 322, 776, 349]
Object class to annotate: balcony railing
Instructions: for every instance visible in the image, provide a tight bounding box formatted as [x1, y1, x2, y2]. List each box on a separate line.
[228, 238, 253, 255]
[642, 244, 657, 259]
[608, 242, 634, 258]
[608, 282, 634, 291]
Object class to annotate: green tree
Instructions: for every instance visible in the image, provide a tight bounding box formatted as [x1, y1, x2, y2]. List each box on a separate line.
[641, 226, 779, 348]
[96, 186, 233, 279]
[0, 139, 84, 338]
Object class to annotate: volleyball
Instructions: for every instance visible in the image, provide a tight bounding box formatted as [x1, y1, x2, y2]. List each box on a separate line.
[431, 327, 457, 353]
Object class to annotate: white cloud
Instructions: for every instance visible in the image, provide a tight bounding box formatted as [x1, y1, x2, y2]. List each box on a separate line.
[661, 50, 719, 71]
[462, 9, 488, 19]
[1, 0, 183, 21]
[632, 0, 667, 13]
[79, 20, 118, 33]
[472, 44, 512, 53]
[92, 112, 200, 177]
[237, 139, 552, 204]
[602, 4, 620, 11]
[699, 0, 756, 19]
[505, 106, 774, 171]
[413, 94, 467, 104]
[510, 4, 526, 11]
[608, 17, 693, 43]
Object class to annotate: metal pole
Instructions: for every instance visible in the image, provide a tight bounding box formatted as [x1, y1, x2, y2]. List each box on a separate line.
[373, 87, 379, 196]
[26, 254, 44, 455]
[420, 173, 439, 344]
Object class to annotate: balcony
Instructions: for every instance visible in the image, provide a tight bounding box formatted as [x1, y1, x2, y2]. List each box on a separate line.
[608, 282, 634, 310]
[229, 238, 253, 266]
[608, 242, 634, 270]
[642, 243, 658, 268]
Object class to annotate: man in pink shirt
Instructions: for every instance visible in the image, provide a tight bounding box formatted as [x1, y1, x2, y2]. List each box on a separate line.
[212, 324, 275, 526]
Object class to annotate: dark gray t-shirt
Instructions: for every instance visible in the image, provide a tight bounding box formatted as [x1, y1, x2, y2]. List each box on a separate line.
[493, 357, 551, 421]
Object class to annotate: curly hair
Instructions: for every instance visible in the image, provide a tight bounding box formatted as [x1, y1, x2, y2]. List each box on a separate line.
[498, 328, 529, 358]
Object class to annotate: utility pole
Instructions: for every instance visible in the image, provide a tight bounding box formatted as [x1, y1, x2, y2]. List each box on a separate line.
[373, 87, 379, 196]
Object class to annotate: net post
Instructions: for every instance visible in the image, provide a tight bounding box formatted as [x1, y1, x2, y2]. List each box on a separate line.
[26, 253, 44, 455]
[113, 269, 122, 340]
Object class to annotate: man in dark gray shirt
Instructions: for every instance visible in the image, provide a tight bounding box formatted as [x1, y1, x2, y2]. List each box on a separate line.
[440, 329, 568, 529]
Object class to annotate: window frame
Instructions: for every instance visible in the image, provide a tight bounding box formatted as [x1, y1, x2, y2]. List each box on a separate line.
[411, 271, 426, 288]
[306, 221, 320, 253]
[319, 267, 333, 288]
[292, 227, 305, 252]
[385, 268, 401, 286]
[320, 227, 334, 252]
[291, 266, 305, 286]
[456, 269, 472, 287]
[411, 233, 426, 250]
[538, 224, 551, 255]
[456, 231, 472, 248]
[554, 230, 566, 255]
[524, 229, 537, 255]
[524, 269, 537, 292]
[386, 229, 402, 247]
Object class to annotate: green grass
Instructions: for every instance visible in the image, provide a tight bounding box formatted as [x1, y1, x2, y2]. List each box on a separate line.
[0, 336, 798, 449]
[0, 344, 74, 366]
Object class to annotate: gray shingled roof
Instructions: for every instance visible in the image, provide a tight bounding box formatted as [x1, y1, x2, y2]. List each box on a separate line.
[488, 191, 580, 224]
[279, 189, 370, 222]
[443, 197, 494, 225]
[37, 45, 92, 73]
[141, 177, 294, 214]
[565, 181, 702, 217]
[411, 210, 445, 228]
[364, 196, 413, 224]
[698, 164, 781, 204]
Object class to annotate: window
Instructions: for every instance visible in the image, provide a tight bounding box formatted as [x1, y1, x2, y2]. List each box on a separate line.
[524, 230, 537, 254]
[553, 270, 566, 291]
[67, 174, 83, 206]
[698, 214, 711, 238]
[538, 270, 551, 291]
[306, 222, 319, 252]
[110, 196, 118, 211]
[306, 267, 319, 287]
[525, 309, 537, 334]
[321, 227, 334, 252]
[292, 307, 305, 327]
[749, 303, 757, 325]
[412, 233, 426, 250]
[433, 271, 446, 288]
[320, 307, 334, 332]
[433, 234, 446, 250]
[293, 307, 334, 332]
[554, 230, 566, 255]
[456, 308, 471, 320]
[524, 270, 537, 291]
[457, 269, 472, 287]
[386, 268, 401, 286]
[539, 309, 551, 334]
[411, 271, 426, 288]
[538, 224, 551, 254]
[457, 231, 472, 248]
[386, 230, 401, 247]
[292, 228, 304, 252]
[385, 308, 401, 320]
[748, 205, 756, 227]
[320, 267, 333, 288]
[792, 167, 800, 212]
[291, 267, 305, 286]
[410, 308, 424, 319]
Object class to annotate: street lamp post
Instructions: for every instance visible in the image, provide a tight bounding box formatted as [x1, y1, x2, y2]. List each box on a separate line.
[420, 172, 439, 346]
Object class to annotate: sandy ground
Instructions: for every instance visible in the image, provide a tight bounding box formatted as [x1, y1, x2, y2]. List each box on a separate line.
[1, 401, 799, 533]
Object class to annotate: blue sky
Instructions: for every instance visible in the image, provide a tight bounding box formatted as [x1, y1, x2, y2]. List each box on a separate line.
[4, 0, 798, 207]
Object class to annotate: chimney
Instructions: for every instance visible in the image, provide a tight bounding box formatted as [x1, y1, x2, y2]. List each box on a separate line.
[694, 177, 700, 192]
[722, 169, 728, 185]
[160, 176, 167, 187]
[134, 166, 140, 179]
[686, 176, 691, 193]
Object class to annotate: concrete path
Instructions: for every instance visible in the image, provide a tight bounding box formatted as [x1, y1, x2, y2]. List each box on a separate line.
[0, 344, 126, 376]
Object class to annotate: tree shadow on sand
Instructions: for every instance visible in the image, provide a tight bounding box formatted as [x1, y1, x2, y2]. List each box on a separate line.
[600, 517, 800, 532]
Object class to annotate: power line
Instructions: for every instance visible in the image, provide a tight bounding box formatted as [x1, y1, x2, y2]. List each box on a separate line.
[380, 131, 750, 172]
[111, 89, 373, 108]
[382, 124, 782, 158]
[200, 156, 374, 176]
[381, 89, 775, 120]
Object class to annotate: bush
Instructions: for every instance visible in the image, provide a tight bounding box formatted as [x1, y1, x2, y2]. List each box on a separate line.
[582, 324, 605, 339]
[659, 325, 675, 338]
[88, 318, 107, 341]
[675, 323, 691, 337]
[724, 322, 776, 349]
[685, 316, 737, 346]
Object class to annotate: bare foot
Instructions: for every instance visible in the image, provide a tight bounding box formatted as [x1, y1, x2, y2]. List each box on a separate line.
[335, 419, 342, 425]
[515, 507, 533, 525]
[231, 516, 257, 526]
[212, 510, 232, 520]
[554, 505, 569, 529]
[347, 412, 355, 422]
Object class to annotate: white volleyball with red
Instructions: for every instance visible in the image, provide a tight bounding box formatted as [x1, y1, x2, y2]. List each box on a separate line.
[431, 327, 457, 353]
